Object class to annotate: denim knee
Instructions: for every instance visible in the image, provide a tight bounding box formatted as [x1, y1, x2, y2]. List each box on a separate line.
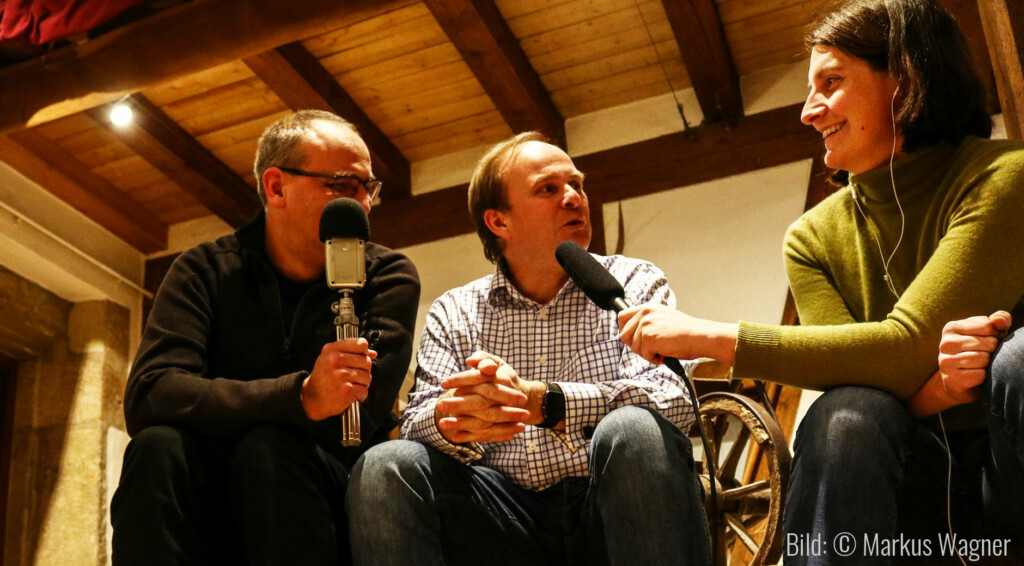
[348, 440, 432, 513]
[593, 406, 658, 463]
[987, 330, 1024, 469]
[590, 406, 695, 482]
[589, 407, 709, 566]
[987, 330, 1024, 431]
[794, 386, 914, 466]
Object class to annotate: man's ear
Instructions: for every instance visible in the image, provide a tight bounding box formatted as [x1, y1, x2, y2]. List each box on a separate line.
[483, 209, 509, 240]
[263, 167, 286, 208]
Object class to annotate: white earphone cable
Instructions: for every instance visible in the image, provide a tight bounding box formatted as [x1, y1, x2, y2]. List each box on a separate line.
[851, 86, 962, 564]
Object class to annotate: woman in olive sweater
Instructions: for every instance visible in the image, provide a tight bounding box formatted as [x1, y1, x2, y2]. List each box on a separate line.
[618, 0, 1024, 562]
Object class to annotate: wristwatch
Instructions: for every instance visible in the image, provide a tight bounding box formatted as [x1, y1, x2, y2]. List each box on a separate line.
[538, 382, 565, 429]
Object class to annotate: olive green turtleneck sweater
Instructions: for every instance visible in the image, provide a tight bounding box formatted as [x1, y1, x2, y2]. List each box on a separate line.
[734, 136, 1024, 429]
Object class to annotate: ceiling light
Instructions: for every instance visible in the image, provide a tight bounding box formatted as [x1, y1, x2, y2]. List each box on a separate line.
[110, 103, 133, 126]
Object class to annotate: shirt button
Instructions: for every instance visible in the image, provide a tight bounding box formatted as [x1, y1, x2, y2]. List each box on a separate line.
[526, 441, 538, 452]
[537, 310, 548, 320]
[537, 356, 547, 365]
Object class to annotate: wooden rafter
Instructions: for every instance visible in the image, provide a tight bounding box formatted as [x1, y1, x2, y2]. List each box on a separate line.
[372, 184, 471, 249]
[0, 131, 167, 253]
[373, 103, 820, 249]
[243, 43, 412, 199]
[0, 0, 409, 133]
[803, 149, 840, 212]
[589, 195, 607, 256]
[576, 103, 819, 202]
[976, 0, 1024, 139]
[88, 95, 261, 228]
[938, 0, 1001, 115]
[423, 0, 565, 145]
[660, 0, 743, 124]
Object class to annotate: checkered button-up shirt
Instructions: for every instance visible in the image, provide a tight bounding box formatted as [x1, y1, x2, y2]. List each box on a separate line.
[401, 253, 696, 491]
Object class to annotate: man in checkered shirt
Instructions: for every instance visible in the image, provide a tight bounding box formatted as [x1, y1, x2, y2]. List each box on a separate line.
[347, 132, 710, 566]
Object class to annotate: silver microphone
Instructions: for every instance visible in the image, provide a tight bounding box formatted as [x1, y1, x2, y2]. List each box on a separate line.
[319, 198, 369, 447]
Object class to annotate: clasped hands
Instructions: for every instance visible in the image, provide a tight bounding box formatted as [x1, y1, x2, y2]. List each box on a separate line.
[435, 351, 547, 444]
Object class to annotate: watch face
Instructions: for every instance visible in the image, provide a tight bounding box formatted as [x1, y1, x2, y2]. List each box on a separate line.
[541, 383, 566, 428]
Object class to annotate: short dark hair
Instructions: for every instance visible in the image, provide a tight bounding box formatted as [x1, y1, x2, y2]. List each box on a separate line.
[253, 110, 359, 205]
[807, 0, 990, 152]
[468, 131, 549, 264]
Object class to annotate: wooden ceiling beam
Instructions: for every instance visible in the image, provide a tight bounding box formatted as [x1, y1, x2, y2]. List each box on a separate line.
[938, 0, 1000, 116]
[0, 131, 168, 253]
[88, 94, 261, 228]
[424, 0, 565, 146]
[0, 0, 410, 134]
[976, 0, 1024, 139]
[373, 103, 821, 249]
[243, 43, 412, 199]
[372, 184, 472, 249]
[804, 149, 840, 212]
[661, 0, 743, 124]
[577, 103, 820, 203]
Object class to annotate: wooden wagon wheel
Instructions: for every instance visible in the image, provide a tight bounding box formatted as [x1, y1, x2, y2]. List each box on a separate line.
[693, 391, 792, 566]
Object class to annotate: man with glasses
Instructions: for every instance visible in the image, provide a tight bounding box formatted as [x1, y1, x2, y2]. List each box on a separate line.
[111, 110, 420, 566]
[347, 132, 709, 566]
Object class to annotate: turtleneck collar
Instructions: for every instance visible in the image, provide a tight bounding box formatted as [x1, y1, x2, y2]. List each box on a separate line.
[848, 141, 955, 203]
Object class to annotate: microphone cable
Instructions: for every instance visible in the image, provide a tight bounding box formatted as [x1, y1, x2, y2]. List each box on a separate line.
[663, 357, 718, 564]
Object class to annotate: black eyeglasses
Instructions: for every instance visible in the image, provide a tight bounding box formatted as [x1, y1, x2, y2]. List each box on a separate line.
[276, 166, 382, 201]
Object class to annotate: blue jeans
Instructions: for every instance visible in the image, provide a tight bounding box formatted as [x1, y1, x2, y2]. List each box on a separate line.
[346, 406, 710, 566]
[784, 330, 1024, 565]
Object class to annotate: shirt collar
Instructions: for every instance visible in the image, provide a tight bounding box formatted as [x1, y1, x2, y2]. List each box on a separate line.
[486, 263, 576, 310]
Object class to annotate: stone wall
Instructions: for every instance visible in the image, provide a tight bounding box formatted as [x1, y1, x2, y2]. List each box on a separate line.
[1, 266, 128, 566]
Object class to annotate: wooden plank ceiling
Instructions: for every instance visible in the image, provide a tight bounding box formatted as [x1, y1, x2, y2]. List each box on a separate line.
[0, 0, 999, 256]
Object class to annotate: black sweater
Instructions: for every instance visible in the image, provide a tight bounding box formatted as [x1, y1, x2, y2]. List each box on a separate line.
[124, 212, 420, 464]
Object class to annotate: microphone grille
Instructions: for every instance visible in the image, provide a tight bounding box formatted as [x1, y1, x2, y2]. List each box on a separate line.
[555, 241, 625, 311]
[319, 198, 369, 242]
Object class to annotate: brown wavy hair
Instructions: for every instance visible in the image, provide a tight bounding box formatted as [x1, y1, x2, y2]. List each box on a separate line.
[807, 0, 991, 154]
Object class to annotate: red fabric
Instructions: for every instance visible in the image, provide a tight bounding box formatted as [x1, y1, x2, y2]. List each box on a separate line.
[0, 0, 146, 44]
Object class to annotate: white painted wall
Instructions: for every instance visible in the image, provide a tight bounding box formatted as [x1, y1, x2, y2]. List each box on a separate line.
[603, 160, 810, 324]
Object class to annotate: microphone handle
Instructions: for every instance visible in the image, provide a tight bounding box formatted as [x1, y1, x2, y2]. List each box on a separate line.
[335, 294, 362, 447]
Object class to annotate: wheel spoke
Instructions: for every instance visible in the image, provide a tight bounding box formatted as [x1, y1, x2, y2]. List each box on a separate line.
[736, 497, 770, 523]
[713, 413, 730, 448]
[719, 424, 751, 480]
[743, 512, 769, 530]
[721, 480, 771, 501]
[701, 414, 719, 466]
[724, 512, 761, 555]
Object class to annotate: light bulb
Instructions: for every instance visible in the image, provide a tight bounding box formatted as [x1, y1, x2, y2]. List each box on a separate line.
[110, 104, 133, 126]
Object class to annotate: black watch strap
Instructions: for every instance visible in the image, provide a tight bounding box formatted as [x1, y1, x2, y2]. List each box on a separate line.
[538, 382, 565, 429]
